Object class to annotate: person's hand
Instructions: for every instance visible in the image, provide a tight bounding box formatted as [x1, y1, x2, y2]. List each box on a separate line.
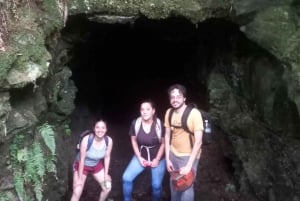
[166, 159, 174, 172]
[143, 160, 152, 167]
[151, 158, 159, 167]
[141, 159, 152, 167]
[139, 157, 147, 167]
[103, 174, 112, 189]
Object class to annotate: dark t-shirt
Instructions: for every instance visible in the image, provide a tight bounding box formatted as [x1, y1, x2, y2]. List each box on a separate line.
[129, 119, 164, 161]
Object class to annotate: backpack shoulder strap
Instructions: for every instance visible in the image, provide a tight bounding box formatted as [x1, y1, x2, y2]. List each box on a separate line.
[86, 133, 94, 151]
[134, 116, 162, 142]
[76, 130, 92, 152]
[168, 104, 199, 148]
[104, 135, 109, 147]
[134, 117, 142, 136]
[181, 105, 194, 135]
[87, 134, 109, 151]
[182, 105, 196, 149]
[155, 118, 162, 142]
[168, 108, 175, 127]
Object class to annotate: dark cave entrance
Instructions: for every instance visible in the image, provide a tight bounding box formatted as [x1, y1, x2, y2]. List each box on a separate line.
[62, 15, 242, 126]
[61, 15, 246, 201]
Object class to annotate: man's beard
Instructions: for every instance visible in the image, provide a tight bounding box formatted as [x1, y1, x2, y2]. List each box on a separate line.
[173, 102, 184, 110]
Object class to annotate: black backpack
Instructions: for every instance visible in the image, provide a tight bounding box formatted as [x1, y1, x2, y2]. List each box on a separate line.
[76, 130, 109, 154]
[168, 103, 212, 147]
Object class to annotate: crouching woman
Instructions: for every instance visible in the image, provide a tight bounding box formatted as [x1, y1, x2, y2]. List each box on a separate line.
[70, 120, 113, 201]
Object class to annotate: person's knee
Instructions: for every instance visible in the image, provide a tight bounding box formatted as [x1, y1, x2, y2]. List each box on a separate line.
[102, 187, 111, 195]
[74, 181, 84, 190]
[72, 187, 83, 198]
[152, 181, 162, 191]
[122, 172, 132, 183]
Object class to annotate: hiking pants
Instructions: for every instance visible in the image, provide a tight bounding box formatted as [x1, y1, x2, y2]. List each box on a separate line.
[122, 155, 166, 201]
[169, 151, 199, 201]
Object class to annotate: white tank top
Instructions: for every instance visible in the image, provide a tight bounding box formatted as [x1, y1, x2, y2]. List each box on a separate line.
[79, 143, 106, 167]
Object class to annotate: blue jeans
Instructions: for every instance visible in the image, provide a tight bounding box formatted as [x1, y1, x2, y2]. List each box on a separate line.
[169, 151, 199, 201]
[122, 155, 166, 201]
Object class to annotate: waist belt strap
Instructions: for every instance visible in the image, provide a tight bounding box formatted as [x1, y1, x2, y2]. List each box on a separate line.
[140, 145, 156, 161]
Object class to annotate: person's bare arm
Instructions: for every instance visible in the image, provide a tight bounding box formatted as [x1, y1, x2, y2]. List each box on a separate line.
[78, 135, 88, 180]
[180, 130, 203, 175]
[151, 137, 165, 167]
[131, 136, 145, 165]
[165, 127, 174, 172]
[104, 137, 113, 176]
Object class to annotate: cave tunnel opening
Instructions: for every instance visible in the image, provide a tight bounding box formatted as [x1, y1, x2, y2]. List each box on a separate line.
[61, 14, 242, 127]
[60, 15, 247, 200]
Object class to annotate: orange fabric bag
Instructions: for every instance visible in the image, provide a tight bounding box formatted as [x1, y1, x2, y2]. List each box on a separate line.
[170, 169, 195, 191]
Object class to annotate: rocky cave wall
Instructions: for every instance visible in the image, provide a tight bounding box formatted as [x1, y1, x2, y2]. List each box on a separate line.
[0, 0, 300, 201]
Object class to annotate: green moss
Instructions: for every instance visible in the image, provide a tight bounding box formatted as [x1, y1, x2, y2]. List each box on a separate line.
[0, 52, 16, 83]
[245, 6, 299, 62]
[8, 29, 50, 76]
[42, 0, 64, 31]
[68, 0, 231, 22]
[0, 0, 60, 86]
[284, 31, 300, 63]
[1, 3, 52, 86]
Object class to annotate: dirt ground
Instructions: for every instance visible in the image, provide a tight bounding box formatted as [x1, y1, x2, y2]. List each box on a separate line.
[74, 120, 258, 201]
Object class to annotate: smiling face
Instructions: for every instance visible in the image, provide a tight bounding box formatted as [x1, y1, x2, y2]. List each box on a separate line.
[169, 88, 186, 109]
[140, 102, 155, 121]
[94, 120, 107, 138]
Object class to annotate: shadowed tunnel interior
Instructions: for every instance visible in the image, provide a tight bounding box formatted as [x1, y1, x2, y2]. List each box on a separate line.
[62, 15, 241, 125]
[61, 14, 255, 201]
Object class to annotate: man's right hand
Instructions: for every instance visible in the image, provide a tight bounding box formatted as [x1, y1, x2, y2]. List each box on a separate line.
[166, 159, 174, 172]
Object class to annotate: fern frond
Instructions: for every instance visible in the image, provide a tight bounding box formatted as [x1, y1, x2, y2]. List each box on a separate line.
[32, 142, 45, 179]
[10, 134, 25, 166]
[0, 191, 14, 201]
[0, 192, 9, 201]
[38, 123, 56, 155]
[23, 143, 45, 201]
[13, 170, 25, 201]
[17, 148, 28, 162]
[24, 161, 35, 183]
[34, 180, 43, 201]
[46, 156, 57, 173]
[10, 128, 57, 201]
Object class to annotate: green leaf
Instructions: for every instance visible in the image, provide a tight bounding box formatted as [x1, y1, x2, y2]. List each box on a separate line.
[38, 123, 56, 155]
